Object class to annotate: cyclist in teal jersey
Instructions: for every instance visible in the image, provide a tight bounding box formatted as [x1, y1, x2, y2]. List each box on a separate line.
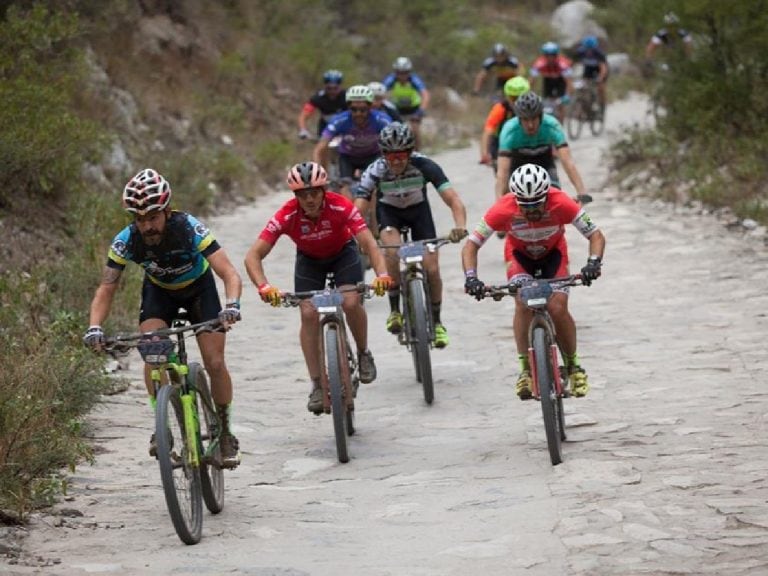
[83, 168, 243, 468]
[494, 91, 588, 202]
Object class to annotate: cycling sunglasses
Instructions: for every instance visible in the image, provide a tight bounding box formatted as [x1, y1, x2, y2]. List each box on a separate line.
[384, 151, 410, 162]
[294, 187, 325, 200]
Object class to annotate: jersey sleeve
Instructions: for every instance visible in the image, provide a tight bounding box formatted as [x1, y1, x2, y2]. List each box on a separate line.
[409, 74, 427, 92]
[413, 156, 451, 193]
[184, 214, 219, 258]
[106, 226, 132, 269]
[484, 103, 506, 131]
[258, 206, 290, 246]
[354, 160, 383, 201]
[346, 202, 369, 235]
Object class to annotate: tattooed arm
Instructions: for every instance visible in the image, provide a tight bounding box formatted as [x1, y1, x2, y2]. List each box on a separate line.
[88, 266, 123, 326]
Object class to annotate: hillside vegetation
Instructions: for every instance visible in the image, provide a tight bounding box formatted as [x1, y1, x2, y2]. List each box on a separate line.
[1, 0, 766, 520]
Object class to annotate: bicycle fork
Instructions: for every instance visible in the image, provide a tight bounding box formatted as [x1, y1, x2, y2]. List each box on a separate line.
[527, 319, 564, 400]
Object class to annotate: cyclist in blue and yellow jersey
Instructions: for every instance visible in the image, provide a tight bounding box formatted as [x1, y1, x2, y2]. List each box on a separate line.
[368, 81, 403, 122]
[494, 91, 588, 203]
[473, 43, 524, 98]
[354, 122, 467, 348]
[382, 56, 430, 149]
[313, 84, 392, 199]
[297, 69, 347, 140]
[479, 76, 530, 172]
[575, 35, 609, 115]
[83, 168, 243, 468]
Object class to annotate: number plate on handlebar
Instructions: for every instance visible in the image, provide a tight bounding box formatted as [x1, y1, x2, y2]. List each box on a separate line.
[398, 242, 424, 263]
[137, 338, 176, 364]
[311, 292, 344, 313]
[520, 282, 553, 309]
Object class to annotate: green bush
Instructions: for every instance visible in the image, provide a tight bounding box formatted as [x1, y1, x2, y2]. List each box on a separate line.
[0, 4, 104, 206]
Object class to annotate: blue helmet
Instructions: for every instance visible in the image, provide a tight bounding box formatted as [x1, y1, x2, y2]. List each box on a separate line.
[541, 41, 559, 55]
[323, 69, 343, 84]
[582, 35, 599, 50]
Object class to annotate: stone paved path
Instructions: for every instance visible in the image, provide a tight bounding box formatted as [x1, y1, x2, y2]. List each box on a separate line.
[4, 94, 768, 575]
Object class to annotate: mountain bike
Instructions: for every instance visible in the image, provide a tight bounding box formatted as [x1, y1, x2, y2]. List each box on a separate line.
[380, 230, 452, 404]
[104, 315, 226, 544]
[567, 78, 605, 139]
[482, 274, 585, 465]
[281, 280, 375, 463]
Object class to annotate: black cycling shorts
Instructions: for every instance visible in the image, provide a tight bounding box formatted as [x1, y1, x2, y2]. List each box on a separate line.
[139, 268, 222, 326]
[377, 200, 437, 241]
[294, 240, 363, 292]
[511, 248, 563, 279]
[339, 153, 379, 182]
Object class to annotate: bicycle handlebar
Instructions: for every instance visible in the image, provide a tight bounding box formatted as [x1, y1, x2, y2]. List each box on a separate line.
[378, 236, 453, 251]
[483, 274, 584, 300]
[103, 318, 223, 349]
[280, 282, 375, 308]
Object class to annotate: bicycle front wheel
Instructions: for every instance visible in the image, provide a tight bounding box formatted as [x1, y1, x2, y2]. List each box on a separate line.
[190, 362, 224, 514]
[533, 326, 563, 466]
[567, 101, 584, 140]
[589, 98, 605, 136]
[408, 278, 434, 404]
[326, 326, 350, 463]
[155, 384, 203, 544]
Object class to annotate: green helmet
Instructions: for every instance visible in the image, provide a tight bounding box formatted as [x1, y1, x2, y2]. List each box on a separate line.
[504, 76, 530, 98]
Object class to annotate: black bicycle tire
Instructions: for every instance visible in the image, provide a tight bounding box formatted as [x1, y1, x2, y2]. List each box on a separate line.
[589, 98, 605, 136]
[405, 285, 422, 384]
[191, 363, 225, 514]
[409, 278, 434, 404]
[326, 327, 349, 463]
[533, 327, 562, 466]
[344, 338, 356, 436]
[566, 102, 583, 140]
[155, 384, 203, 544]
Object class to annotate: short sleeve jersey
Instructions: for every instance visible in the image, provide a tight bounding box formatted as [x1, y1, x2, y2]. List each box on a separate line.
[307, 89, 348, 121]
[498, 114, 567, 170]
[382, 73, 428, 110]
[575, 47, 608, 78]
[469, 188, 598, 259]
[321, 110, 392, 157]
[258, 191, 368, 259]
[355, 154, 451, 209]
[107, 211, 220, 290]
[482, 56, 521, 88]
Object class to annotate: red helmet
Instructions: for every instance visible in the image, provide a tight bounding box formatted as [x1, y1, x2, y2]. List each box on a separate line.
[122, 168, 171, 215]
[286, 162, 328, 190]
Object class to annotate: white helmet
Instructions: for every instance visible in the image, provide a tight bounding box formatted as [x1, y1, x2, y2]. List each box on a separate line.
[393, 56, 413, 72]
[508, 164, 551, 205]
[368, 81, 387, 97]
[345, 84, 374, 103]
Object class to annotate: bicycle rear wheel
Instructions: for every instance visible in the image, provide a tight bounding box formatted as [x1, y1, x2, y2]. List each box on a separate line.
[155, 384, 203, 544]
[190, 362, 224, 514]
[589, 97, 605, 136]
[408, 278, 434, 404]
[533, 327, 563, 466]
[326, 326, 350, 463]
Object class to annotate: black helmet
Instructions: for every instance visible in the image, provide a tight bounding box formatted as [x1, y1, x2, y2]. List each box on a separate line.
[514, 91, 544, 119]
[379, 122, 416, 152]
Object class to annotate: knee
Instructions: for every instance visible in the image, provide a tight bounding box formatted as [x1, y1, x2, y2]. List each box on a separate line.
[204, 354, 227, 376]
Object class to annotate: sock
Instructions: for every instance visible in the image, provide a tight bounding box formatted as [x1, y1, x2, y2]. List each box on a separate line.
[216, 403, 232, 434]
[431, 301, 442, 325]
[518, 354, 530, 372]
[148, 395, 157, 411]
[388, 291, 400, 313]
[310, 376, 321, 390]
[564, 352, 580, 368]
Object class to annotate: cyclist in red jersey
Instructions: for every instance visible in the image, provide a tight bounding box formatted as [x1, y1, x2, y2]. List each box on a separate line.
[461, 164, 605, 399]
[244, 162, 392, 414]
[529, 42, 574, 124]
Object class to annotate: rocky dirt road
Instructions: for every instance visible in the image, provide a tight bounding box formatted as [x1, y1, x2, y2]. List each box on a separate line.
[4, 94, 768, 575]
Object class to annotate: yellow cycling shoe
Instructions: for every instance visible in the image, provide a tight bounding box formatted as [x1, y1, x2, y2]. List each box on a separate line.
[386, 311, 403, 334]
[516, 371, 533, 400]
[568, 366, 589, 397]
[434, 324, 449, 348]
